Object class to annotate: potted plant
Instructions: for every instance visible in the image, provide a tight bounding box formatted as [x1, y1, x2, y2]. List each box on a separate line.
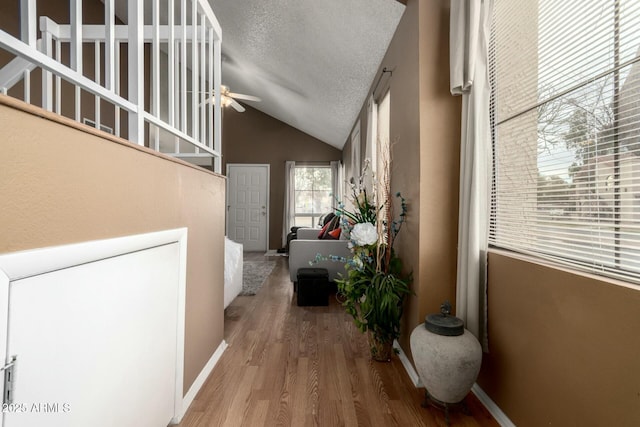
[330, 159, 412, 361]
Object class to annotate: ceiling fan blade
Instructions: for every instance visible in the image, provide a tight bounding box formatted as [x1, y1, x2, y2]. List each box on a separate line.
[228, 92, 261, 102]
[229, 99, 246, 112]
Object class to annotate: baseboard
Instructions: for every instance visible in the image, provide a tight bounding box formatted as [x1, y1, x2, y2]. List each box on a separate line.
[393, 340, 423, 387]
[471, 383, 516, 427]
[171, 339, 228, 424]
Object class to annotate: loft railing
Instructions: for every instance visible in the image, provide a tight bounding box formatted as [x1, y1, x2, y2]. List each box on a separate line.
[0, 0, 222, 172]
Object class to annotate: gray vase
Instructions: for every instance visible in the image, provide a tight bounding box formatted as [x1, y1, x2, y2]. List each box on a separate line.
[409, 302, 482, 404]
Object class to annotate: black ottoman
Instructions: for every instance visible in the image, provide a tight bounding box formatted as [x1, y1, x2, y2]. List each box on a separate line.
[296, 268, 329, 306]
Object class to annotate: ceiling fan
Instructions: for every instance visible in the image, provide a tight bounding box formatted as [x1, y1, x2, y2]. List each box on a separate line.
[201, 85, 261, 113]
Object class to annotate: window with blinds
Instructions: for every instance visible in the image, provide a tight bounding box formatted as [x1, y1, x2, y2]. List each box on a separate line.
[490, 0, 640, 283]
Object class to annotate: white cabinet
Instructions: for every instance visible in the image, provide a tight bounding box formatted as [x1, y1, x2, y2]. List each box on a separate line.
[0, 230, 187, 427]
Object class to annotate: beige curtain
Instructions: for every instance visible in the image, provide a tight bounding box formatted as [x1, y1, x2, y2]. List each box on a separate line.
[330, 160, 342, 209]
[450, 0, 493, 350]
[282, 160, 296, 247]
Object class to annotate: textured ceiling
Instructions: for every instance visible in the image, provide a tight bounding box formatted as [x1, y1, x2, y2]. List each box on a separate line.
[209, 0, 405, 149]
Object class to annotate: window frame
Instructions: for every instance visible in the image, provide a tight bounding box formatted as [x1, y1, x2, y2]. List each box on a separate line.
[292, 165, 333, 228]
[489, 0, 640, 285]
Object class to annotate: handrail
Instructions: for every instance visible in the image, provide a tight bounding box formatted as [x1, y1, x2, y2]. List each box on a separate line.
[0, 39, 40, 91]
[0, 29, 138, 113]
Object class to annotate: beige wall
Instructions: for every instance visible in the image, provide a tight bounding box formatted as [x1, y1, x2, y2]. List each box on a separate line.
[222, 105, 342, 249]
[343, 0, 461, 356]
[482, 252, 640, 426]
[412, 0, 462, 341]
[0, 98, 225, 396]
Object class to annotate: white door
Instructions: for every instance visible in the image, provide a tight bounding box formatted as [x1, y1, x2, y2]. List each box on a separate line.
[227, 164, 269, 251]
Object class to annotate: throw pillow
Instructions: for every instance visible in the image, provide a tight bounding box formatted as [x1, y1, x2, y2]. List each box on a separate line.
[317, 222, 331, 239]
[327, 228, 341, 239]
[320, 216, 341, 239]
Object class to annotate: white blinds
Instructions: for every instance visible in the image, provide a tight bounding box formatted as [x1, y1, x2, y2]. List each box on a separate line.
[490, 0, 640, 283]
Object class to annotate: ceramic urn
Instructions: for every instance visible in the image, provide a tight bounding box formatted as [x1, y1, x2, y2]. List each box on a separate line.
[410, 301, 482, 404]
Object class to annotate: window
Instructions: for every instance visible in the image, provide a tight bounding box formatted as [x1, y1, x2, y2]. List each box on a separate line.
[490, 0, 640, 283]
[377, 90, 391, 176]
[350, 122, 361, 182]
[376, 90, 391, 213]
[293, 166, 333, 227]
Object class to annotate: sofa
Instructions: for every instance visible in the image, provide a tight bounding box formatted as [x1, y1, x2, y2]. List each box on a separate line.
[285, 212, 333, 253]
[288, 228, 352, 283]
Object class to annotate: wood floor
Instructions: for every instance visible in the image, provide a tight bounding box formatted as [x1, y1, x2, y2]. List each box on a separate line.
[177, 253, 499, 427]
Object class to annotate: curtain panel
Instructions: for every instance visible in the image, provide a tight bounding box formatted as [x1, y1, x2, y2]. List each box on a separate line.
[330, 160, 342, 209]
[282, 160, 296, 247]
[450, 0, 493, 350]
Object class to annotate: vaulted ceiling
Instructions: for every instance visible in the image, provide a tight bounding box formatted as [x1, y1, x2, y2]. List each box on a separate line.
[112, 0, 405, 150]
[209, 0, 405, 149]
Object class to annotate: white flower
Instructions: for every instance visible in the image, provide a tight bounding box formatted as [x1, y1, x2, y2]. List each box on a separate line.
[351, 222, 378, 246]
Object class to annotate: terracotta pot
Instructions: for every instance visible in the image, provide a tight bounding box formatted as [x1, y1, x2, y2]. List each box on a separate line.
[368, 331, 393, 362]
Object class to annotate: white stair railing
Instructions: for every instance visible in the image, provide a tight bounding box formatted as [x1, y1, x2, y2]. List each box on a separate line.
[0, 0, 222, 172]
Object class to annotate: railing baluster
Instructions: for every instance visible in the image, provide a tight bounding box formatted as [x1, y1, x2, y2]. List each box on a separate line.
[20, 0, 37, 47]
[214, 37, 221, 173]
[128, 0, 144, 144]
[71, 0, 82, 122]
[55, 39, 61, 114]
[199, 14, 206, 153]
[115, 40, 121, 137]
[23, 69, 30, 103]
[175, 42, 180, 154]
[168, 0, 178, 153]
[192, 0, 199, 146]
[168, 0, 175, 128]
[208, 26, 213, 150]
[94, 41, 101, 130]
[42, 26, 53, 111]
[104, 0, 115, 91]
[152, 0, 160, 151]
[180, 0, 187, 135]
[169, 0, 179, 154]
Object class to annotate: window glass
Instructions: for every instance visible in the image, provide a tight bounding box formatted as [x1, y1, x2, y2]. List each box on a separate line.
[293, 167, 333, 227]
